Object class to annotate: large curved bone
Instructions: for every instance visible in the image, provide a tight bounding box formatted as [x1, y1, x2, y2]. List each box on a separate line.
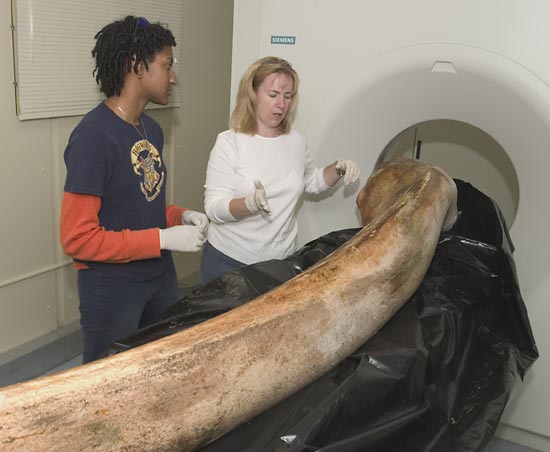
[0, 158, 457, 452]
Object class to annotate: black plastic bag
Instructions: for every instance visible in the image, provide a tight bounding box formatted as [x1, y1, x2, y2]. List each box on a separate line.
[110, 180, 538, 452]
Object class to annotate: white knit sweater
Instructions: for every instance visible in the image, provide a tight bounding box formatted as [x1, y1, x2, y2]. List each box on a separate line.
[204, 129, 330, 264]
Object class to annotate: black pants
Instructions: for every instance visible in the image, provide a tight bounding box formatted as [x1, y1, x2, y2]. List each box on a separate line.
[200, 241, 245, 285]
[77, 260, 179, 363]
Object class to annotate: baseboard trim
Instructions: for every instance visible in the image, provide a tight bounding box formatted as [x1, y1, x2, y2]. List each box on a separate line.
[0, 320, 83, 388]
[496, 423, 550, 452]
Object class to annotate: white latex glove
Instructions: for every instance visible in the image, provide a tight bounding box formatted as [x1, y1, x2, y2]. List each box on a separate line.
[159, 225, 205, 252]
[182, 210, 209, 235]
[335, 159, 361, 185]
[244, 179, 272, 215]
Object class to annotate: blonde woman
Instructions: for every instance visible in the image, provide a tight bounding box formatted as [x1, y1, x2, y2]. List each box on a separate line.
[201, 57, 360, 284]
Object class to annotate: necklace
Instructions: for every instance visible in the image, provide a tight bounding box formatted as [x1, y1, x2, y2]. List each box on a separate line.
[110, 101, 150, 149]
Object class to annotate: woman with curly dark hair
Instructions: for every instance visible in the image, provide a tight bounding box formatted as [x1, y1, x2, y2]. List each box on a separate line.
[60, 16, 208, 363]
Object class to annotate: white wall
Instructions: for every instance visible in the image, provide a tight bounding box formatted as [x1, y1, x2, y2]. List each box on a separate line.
[0, 5, 78, 356]
[0, 1, 233, 359]
[172, 0, 234, 281]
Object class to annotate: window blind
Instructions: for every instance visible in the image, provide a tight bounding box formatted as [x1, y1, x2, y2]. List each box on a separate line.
[13, 0, 181, 120]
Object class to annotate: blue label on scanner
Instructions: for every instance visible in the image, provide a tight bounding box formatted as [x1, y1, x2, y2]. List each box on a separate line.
[271, 36, 296, 45]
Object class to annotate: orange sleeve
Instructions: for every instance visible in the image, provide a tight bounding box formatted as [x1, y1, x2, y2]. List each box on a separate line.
[166, 204, 187, 227]
[60, 192, 161, 264]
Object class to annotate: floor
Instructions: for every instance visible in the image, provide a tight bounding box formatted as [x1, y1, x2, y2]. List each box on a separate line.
[40, 355, 542, 452]
[486, 439, 540, 452]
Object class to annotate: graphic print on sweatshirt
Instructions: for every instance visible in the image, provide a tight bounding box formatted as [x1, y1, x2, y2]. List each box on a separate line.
[131, 139, 165, 202]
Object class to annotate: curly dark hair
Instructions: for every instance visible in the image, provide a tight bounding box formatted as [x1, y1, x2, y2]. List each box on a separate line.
[92, 15, 176, 97]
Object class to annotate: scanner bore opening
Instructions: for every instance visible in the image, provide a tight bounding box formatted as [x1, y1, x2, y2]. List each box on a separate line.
[378, 119, 519, 227]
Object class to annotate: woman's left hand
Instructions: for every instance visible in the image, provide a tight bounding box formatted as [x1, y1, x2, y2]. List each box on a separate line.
[335, 159, 361, 185]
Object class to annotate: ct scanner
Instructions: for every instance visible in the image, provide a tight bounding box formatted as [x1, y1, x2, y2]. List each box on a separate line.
[231, 1, 549, 449]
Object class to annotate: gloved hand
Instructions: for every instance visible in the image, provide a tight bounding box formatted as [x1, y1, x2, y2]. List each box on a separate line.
[244, 179, 272, 215]
[182, 210, 209, 234]
[159, 225, 205, 252]
[335, 159, 361, 185]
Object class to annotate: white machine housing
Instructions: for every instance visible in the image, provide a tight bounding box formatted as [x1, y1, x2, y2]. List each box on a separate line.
[231, 1, 549, 449]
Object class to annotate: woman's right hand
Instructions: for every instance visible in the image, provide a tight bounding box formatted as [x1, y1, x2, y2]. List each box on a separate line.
[159, 225, 206, 252]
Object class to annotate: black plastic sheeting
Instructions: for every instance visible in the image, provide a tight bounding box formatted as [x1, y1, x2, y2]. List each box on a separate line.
[109, 180, 538, 452]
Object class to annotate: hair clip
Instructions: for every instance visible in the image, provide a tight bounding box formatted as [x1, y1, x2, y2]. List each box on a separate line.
[137, 17, 150, 29]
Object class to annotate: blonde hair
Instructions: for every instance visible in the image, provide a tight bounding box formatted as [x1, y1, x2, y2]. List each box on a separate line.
[230, 56, 299, 135]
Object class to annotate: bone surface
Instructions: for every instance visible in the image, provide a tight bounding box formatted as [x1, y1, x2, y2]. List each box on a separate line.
[0, 158, 457, 452]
